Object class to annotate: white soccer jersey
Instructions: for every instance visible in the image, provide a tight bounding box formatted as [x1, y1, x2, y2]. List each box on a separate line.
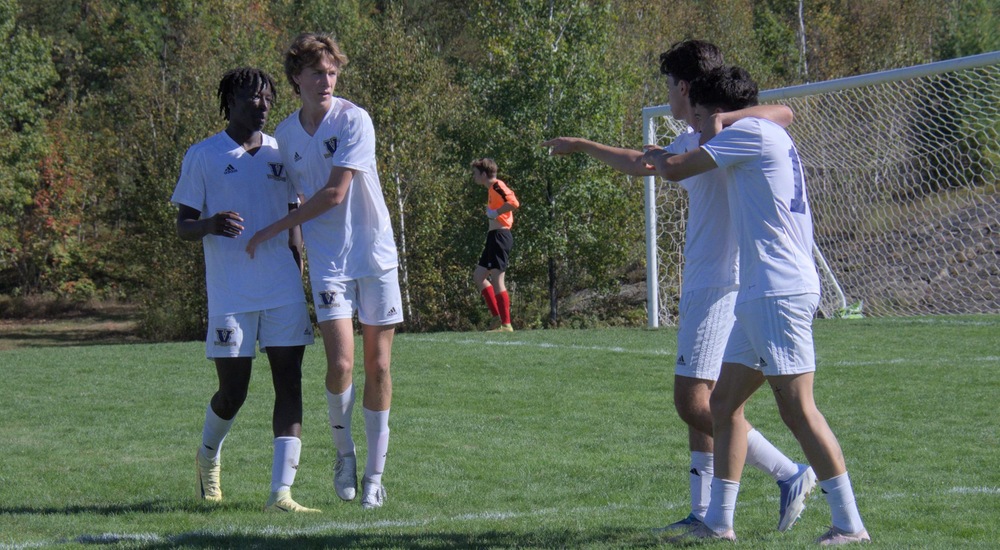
[275, 98, 398, 279]
[171, 132, 305, 316]
[701, 118, 820, 303]
[665, 129, 739, 292]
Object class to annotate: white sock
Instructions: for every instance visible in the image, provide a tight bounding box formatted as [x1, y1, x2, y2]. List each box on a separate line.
[746, 428, 799, 481]
[704, 478, 739, 533]
[363, 407, 390, 486]
[270, 436, 301, 493]
[690, 451, 714, 520]
[820, 472, 865, 534]
[200, 404, 235, 461]
[326, 386, 356, 457]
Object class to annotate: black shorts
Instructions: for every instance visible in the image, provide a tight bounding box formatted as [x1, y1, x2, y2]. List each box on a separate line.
[477, 229, 513, 272]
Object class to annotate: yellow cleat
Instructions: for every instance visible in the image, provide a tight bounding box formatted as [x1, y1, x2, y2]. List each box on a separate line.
[488, 323, 514, 333]
[264, 489, 321, 513]
[196, 451, 223, 502]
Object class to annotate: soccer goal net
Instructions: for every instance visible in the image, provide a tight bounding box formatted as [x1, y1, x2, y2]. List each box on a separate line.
[642, 50, 1000, 327]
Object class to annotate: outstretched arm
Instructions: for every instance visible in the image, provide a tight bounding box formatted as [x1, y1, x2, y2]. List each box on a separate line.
[245, 165, 354, 258]
[541, 137, 655, 177]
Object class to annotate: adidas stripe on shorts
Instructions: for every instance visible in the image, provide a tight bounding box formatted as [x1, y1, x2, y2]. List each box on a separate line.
[675, 285, 738, 381]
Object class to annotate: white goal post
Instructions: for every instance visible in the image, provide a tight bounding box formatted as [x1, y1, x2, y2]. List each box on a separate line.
[642, 50, 1000, 327]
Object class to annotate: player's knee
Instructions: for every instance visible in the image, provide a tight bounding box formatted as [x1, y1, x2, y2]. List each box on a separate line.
[776, 403, 810, 434]
[708, 392, 739, 425]
[273, 377, 302, 401]
[326, 358, 353, 377]
[365, 361, 391, 385]
[214, 388, 248, 416]
[675, 397, 707, 425]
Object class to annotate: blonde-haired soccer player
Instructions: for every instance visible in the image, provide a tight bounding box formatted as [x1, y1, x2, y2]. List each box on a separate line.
[247, 33, 402, 510]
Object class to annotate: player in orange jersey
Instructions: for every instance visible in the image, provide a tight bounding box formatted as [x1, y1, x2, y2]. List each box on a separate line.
[471, 158, 519, 332]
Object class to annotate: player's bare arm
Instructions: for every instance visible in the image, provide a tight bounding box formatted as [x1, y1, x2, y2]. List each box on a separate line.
[176, 204, 244, 241]
[246, 166, 355, 258]
[541, 137, 655, 177]
[701, 105, 793, 143]
[641, 146, 718, 182]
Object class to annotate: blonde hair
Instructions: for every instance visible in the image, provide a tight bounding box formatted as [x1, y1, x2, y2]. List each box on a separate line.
[284, 32, 349, 95]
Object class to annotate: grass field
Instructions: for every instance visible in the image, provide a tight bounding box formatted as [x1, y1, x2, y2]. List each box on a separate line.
[1, 316, 998, 548]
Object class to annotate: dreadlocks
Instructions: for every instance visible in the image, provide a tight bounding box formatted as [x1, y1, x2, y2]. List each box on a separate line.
[217, 67, 277, 120]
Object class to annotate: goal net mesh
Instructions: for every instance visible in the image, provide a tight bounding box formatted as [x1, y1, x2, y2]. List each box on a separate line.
[644, 53, 1000, 325]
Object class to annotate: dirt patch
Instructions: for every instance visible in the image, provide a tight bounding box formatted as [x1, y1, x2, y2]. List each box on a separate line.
[0, 302, 144, 350]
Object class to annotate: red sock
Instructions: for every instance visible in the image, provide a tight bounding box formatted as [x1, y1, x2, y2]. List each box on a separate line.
[496, 290, 511, 324]
[481, 287, 500, 317]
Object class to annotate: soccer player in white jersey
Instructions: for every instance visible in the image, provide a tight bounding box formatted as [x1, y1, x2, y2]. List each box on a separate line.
[542, 40, 815, 534]
[246, 33, 402, 510]
[643, 65, 870, 545]
[172, 68, 318, 513]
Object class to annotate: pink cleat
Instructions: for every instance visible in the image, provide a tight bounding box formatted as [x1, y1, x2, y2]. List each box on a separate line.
[817, 526, 871, 545]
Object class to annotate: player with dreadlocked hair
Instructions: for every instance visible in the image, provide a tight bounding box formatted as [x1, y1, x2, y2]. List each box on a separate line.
[172, 67, 319, 513]
[217, 68, 278, 120]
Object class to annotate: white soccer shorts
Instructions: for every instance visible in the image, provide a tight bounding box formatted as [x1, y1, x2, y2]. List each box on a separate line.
[206, 302, 314, 359]
[311, 268, 403, 326]
[675, 285, 738, 381]
[723, 293, 819, 377]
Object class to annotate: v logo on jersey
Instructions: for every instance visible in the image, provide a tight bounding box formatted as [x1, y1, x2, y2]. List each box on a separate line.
[323, 138, 338, 158]
[267, 162, 286, 181]
[216, 328, 235, 343]
[319, 290, 338, 306]
[223, 164, 238, 175]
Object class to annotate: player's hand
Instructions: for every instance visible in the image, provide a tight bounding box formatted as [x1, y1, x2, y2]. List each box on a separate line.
[245, 226, 278, 259]
[540, 137, 577, 156]
[209, 211, 244, 238]
[486, 208, 499, 219]
[641, 145, 664, 171]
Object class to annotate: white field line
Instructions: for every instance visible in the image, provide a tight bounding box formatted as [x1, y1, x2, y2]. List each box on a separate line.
[402, 335, 998, 366]
[6, 490, 996, 549]
[403, 335, 676, 357]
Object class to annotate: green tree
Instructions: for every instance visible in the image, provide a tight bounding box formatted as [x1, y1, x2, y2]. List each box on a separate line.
[0, 0, 60, 293]
[335, 5, 476, 330]
[458, 0, 644, 327]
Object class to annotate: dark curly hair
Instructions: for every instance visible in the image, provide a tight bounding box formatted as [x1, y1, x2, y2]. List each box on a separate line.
[659, 39, 724, 84]
[688, 65, 759, 111]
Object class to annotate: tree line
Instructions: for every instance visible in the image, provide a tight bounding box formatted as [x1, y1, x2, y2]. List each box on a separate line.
[1, 0, 996, 337]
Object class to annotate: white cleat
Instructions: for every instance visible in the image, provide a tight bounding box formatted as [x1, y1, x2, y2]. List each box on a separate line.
[334, 453, 358, 501]
[360, 480, 386, 510]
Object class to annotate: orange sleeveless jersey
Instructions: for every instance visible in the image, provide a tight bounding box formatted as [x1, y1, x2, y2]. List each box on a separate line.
[488, 179, 519, 229]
